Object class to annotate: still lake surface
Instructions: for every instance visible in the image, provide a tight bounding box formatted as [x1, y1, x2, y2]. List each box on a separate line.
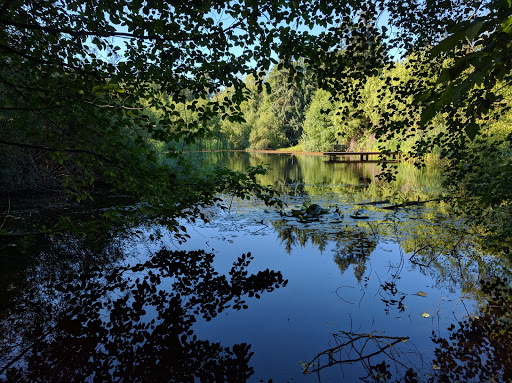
[1, 152, 507, 382]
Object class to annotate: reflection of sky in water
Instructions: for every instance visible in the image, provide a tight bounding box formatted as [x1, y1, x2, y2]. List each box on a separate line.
[148, 194, 480, 382]
[3, 153, 499, 382]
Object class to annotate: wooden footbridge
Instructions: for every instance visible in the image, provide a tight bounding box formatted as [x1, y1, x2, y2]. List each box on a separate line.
[323, 150, 402, 162]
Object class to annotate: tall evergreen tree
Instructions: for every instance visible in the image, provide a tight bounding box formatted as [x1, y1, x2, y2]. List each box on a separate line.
[265, 61, 316, 146]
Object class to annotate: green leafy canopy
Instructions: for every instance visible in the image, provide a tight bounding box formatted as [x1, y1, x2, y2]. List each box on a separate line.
[1, 0, 511, 239]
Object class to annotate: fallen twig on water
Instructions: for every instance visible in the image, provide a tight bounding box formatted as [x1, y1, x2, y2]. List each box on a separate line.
[356, 200, 390, 206]
[382, 199, 440, 210]
[303, 331, 410, 375]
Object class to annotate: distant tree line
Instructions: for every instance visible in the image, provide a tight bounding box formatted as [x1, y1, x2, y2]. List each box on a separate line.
[152, 56, 512, 157]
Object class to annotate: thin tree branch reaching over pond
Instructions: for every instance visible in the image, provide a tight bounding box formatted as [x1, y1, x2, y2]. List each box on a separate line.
[0, 139, 113, 163]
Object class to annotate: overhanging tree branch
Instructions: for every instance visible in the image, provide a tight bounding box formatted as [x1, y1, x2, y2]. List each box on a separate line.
[0, 43, 100, 76]
[0, 139, 113, 163]
[0, 0, 16, 15]
[0, 18, 243, 44]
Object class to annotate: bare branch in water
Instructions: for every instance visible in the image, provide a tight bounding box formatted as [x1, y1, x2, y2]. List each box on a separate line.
[303, 331, 410, 377]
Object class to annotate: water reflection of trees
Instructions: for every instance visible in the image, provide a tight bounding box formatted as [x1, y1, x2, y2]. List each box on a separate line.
[305, 278, 512, 383]
[280, 210, 512, 382]
[204, 152, 443, 201]
[396, 213, 512, 293]
[432, 278, 512, 383]
[0, 247, 286, 382]
[331, 228, 377, 283]
[0, 233, 125, 321]
[273, 221, 377, 283]
[273, 222, 329, 253]
[273, 209, 512, 294]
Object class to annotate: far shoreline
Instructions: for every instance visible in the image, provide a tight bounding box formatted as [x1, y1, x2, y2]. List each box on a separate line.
[246, 149, 325, 156]
[192, 149, 326, 156]
[194, 149, 443, 164]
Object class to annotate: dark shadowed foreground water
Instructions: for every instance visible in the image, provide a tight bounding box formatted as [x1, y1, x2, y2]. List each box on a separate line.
[1, 153, 511, 382]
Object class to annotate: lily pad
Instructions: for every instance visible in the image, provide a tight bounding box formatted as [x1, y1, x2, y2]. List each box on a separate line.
[421, 312, 431, 318]
[306, 204, 322, 215]
[299, 217, 319, 223]
[416, 291, 427, 297]
[349, 214, 370, 219]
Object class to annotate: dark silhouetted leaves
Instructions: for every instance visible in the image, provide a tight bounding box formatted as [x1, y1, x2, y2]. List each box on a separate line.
[1, 249, 287, 382]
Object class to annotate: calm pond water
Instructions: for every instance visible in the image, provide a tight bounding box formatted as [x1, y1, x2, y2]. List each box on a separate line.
[1, 152, 511, 382]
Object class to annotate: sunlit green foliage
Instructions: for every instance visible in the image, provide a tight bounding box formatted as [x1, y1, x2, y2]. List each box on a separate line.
[447, 137, 512, 253]
[300, 89, 336, 152]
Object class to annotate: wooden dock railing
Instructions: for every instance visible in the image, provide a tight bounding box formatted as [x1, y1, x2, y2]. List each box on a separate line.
[322, 151, 402, 162]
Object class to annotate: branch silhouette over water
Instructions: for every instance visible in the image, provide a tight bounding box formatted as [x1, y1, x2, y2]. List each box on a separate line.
[0, 249, 287, 382]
